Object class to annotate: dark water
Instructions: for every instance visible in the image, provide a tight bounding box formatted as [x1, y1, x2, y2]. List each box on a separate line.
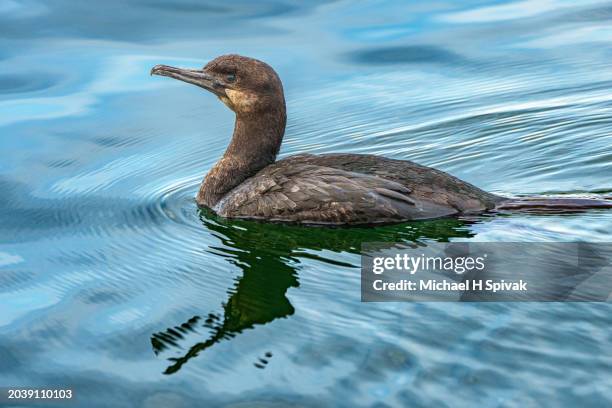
[1, 1, 612, 406]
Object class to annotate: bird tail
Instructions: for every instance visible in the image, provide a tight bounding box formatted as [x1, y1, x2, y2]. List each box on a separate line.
[495, 196, 612, 214]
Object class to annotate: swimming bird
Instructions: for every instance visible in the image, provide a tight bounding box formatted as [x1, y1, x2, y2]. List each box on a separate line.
[151, 54, 612, 225]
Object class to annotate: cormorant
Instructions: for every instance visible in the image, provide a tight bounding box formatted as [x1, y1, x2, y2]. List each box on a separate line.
[151, 55, 612, 225]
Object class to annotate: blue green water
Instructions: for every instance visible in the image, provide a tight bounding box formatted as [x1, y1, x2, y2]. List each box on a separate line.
[1, 1, 612, 406]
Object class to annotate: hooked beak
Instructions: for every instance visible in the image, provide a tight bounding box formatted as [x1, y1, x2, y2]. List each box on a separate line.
[151, 64, 225, 96]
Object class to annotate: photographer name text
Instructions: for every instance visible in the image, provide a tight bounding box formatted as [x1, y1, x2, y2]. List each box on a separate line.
[372, 279, 527, 292]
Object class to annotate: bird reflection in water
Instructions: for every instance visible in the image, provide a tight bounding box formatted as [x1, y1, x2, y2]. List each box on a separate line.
[151, 209, 480, 374]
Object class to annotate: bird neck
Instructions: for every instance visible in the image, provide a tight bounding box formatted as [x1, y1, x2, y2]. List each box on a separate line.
[198, 107, 286, 208]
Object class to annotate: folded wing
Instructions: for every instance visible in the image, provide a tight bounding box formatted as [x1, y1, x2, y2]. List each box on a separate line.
[215, 163, 456, 224]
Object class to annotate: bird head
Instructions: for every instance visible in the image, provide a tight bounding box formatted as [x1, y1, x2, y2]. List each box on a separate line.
[151, 54, 285, 116]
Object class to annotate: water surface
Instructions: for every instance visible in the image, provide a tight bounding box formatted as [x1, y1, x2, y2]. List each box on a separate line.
[1, 1, 611, 407]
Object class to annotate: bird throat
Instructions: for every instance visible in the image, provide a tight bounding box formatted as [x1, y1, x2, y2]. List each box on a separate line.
[197, 108, 286, 209]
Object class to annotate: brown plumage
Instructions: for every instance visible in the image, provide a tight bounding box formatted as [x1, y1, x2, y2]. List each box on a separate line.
[213, 153, 502, 224]
[151, 54, 612, 225]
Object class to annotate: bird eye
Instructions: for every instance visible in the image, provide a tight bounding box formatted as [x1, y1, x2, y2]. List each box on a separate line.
[226, 73, 236, 82]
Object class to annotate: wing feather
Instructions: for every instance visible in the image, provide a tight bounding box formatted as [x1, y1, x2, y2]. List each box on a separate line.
[216, 162, 428, 224]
